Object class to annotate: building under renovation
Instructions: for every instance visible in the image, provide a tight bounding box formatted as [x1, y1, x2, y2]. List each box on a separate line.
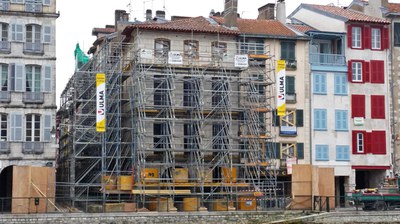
[56, 1, 282, 212]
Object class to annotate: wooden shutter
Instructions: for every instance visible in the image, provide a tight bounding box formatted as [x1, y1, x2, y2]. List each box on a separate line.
[296, 109, 303, 127]
[364, 131, 371, 154]
[363, 61, 370, 83]
[296, 143, 304, 159]
[347, 25, 352, 48]
[352, 131, 357, 154]
[275, 142, 281, 159]
[43, 66, 52, 92]
[352, 95, 365, 118]
[363, 26, 371, 49]
[348, 61, 352, 82]
[43, 114, 52, 141]
[371, 95, 385, 119]
[382, 26, 389, 49]
[273, 110, 280, 126]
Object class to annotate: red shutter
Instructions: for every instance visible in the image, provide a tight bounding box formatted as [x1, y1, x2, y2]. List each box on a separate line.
[378, 60, 384, 83]
[347, 25, 353, 48]
[371, 131, 386, 154]
[363, 26, 371, 49]
[363, 61, 370, 83]
[364, 131, 371, 154]
[371, 95, 385, 119]
[382, 26, 389, 49]
[370, 60, 377, 83]
[352, 95, 365, 118]
[352, 131, 358, 154]
[348, 61, 353, 82]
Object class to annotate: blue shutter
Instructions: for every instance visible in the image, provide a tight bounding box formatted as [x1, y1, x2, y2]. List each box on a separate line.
[314, 110, 320, 129]
[341, 75, 348, 95]
[323, 145, 329, 160]
[321, 74, 326, 93]
[14, 64, 24, 92]
[335, 110, 340, 130]
[334, 74, 340, 94]
[343, 146, 350, 160]
[43, 114, 52, 141]
[316, 145, 329, 161]
[11, 113, 23, 141]
[313, 73, 320, 93]
[43, 66, 51, 92]
[321, 110, 327, 129]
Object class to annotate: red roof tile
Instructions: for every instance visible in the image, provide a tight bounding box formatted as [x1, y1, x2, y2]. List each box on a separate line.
[288, 24, 316, 33]
[388, 3, 400, 13]
[212, 17, 297, 37]
[122, 16, 239, 36]
[305, 4, 389, 24]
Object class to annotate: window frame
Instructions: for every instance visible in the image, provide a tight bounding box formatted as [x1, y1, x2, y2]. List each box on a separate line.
[0, 23, 9, 42]
[183, 40, 199, 59]
[154, 38, 170, 58]
[352, 61, 362, 82]
[356, 132, 364, 153]
[25, 113, 40, 142]
[394, 23, 400, 47]
[25, 64, 41, 92]
[371, 27, 381, 50]
[280, 142, 296, 160]
[0, 63, 8, 91]
[0, 113, 7, 141]
[352, 26, 362, 49]
[315, 144, 329, 161]
[336, 145, 350, 161]
[335, 110, 348, 131]
[313, 72, 327, 95]
[314, 109, 327, 131]
[334, 73, 347, 95]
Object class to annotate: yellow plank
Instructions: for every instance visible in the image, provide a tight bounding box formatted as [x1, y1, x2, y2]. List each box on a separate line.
[131, 189, 191, 195]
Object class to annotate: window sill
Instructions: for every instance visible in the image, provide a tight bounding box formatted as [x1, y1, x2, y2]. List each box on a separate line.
[314, 129, 327, 131]
[334, 93, 348, 96]
[315, 159, 329, 161]
[313, 92, 327, 95]
[335, 129, 349, 132]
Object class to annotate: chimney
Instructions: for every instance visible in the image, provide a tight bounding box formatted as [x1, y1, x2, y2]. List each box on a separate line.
[155, 10, 165, 19]
[257, 3, 275, 20]
[223, 0, 238, 27]
[146, 9, 152, 21]
[115, 10, 126, 28]
[276, 0, 286, 24]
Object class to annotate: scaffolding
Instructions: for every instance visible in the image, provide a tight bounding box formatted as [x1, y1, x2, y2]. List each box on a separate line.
[57, 30, 278, 212]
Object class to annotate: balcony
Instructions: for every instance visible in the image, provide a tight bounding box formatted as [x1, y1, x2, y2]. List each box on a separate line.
[286, 93, 296, 104]
[23, 42, 44, 54]
[279, 126, 297, 136]
[0, 41, 10, 53]
[0, 1, 10, 11]
[25, 3, 42, 12]
[284, 59, 297, 70]
[0, 91, 10, 103]
[23, 92, 44, 104]
[310, 53, 346, 66]
[0, 141, 10, 154]
[23, 142, 44, 154]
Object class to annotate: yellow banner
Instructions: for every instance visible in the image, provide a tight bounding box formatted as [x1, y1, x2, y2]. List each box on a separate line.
[276, 60, 286, 116]
[96, 73, 106, 133]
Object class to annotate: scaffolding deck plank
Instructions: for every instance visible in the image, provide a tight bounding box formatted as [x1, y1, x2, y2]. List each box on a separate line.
[131, 189, 191, 195]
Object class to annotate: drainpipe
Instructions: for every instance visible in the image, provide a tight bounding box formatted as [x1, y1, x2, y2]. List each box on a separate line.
[389, 17, 397, 176]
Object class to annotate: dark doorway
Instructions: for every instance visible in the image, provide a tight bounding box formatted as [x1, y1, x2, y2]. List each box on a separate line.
[0, 166, 13, 212]
[335, 176, 346, 207]
[356, 170, 369, 189]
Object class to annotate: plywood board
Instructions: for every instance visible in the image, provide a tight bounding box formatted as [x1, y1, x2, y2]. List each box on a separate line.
[290, 196, 312, 210]
[292, 164, 312, 196]
[316, 167, 335, 197]
[12, 166, 30, 214]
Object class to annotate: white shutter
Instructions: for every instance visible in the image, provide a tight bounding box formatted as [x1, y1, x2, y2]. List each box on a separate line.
[43, 0, 50, 6]
[14, 64, 24, 92]
[43, 25, 51, 43]
[11, 113, 23, 141]
[43, 114, 52, 141]
[43, 66, 51, 92]
[11, 24, 23, 42]
[8, 63, 15, 91]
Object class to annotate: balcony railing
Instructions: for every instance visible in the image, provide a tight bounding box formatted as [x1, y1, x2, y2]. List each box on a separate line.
[23, 142, 44, 154]
[23, 92, 44, 104]
[0, 141, 10, 154]
[279, 126, 297, 136]
[23, 42, 44, 54]
[286, 93, 296, 103]
[284, 59, 297, 70]
[310, 53, 346, 66]
[0, 41, 10, 53]
[0, 1, 10, 11]
[25, 3, 42, 12]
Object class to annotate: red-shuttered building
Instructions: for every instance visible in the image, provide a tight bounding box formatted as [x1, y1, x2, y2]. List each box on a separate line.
[289, 3, 391, 202]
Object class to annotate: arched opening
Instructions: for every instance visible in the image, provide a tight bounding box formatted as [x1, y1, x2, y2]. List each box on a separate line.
[0, 166, 13, 212]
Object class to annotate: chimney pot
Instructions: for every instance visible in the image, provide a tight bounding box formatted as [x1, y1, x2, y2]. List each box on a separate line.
[156, 10, 166, 19]
[257, 3, 275, 20]
[223, 0, 238, 27]
[146, 9, 152, 21]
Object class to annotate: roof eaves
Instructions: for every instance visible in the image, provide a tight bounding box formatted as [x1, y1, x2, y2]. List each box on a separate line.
[239, 33, 310, 41]
[304, 4, 349, 22]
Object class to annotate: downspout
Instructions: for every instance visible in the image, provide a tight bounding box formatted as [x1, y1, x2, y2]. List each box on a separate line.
[389, 17, 397, 175]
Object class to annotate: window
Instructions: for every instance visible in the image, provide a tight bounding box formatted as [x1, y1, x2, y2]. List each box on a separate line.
[370, 60, 384, 83]
[334, 73, 347, 95]
[154, 38, 170, 57]
[336, 145, 350, 161]
[183, 77, 194, 107]
[153, 122, 170, 150]
[351, 61, 362, 82]
[313, 73, 326, 94]
[351, 26, 362, 48]
[184, 40, 199, 59]
[25, 65, 41, 92]
[286, 76, 295, 102]
[281, 142, 296, 159]
[315, 145, 329, 161]
[213, 123, 229, 150]
[351, 95, 365, 118]
[11, 24, 23, 42]
[314, 109, 327, 130]
[0, 23, 8, 42]
[26, 114, 40, 142]
[371, 28, 381, 50]
[335, 110, 348, 131]
[395, 23, 400, 47]
[371, 95, 385, 119]
[212, 77, 229, 107]
[211, 41, 227, 60]
[10, 113, 22, 141]
[280, 110, 297, 136]
[0, 64, 8, 91]
[154, 75, 169, 106]
[281, 41, 295, 61]
[239, 39, 264, 55]
[25, 0, 42, 12]
[26, 24, 41, 44]
[0, 114, 7, 141]
[352, 130, 386, 154]
[356, 132, 364, 153]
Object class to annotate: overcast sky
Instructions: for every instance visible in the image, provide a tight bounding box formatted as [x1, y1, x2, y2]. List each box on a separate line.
[56, 0, 358, 107]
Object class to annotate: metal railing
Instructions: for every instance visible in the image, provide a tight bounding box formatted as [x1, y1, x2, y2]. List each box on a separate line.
[0, 91, 10, 102]
[23, 92, 44, 103]
[25, 3, 42, 12]
[0, 1, 10, 11]
[23, 42, 44, 54]
[0, 41, 10, 53]
[310, 53, 346, 66]
[22, 142, 44, 154]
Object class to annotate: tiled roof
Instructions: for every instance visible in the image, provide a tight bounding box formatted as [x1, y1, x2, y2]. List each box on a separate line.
[122, 16, 239, 36]
[288, 24, 316, 33]
[304, 4, 389, 24]
[212, 17, 297, 37]
[388, 3, 400, 13]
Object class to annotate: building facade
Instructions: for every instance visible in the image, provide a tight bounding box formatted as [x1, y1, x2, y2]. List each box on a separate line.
[0, 1, 58, 173]
[289, 3, 391, 202]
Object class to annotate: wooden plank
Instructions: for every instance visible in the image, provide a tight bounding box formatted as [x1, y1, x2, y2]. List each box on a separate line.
[12, 166, 30, 214]
[292, 164, 312, 196]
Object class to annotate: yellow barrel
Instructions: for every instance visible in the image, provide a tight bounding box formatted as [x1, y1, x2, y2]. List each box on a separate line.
[140, 168, 159, 183]
[221, 167, 237, 183]
[118, 175, 133, 190]
[173, 168, 189, 183]
[102, 175, 117, 190]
